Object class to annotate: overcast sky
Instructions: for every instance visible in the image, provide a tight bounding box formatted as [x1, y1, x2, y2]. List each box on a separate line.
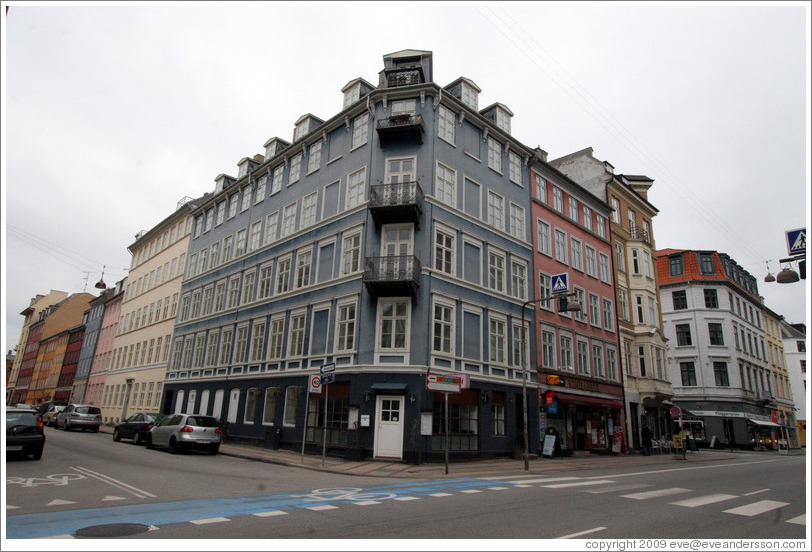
[2, 1, 809, 353]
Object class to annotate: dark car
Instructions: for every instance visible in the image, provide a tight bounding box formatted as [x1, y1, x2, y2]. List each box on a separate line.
[35, 400, 67, 416]
[113, 412, 167, 445]
[6, 408, 45, 460]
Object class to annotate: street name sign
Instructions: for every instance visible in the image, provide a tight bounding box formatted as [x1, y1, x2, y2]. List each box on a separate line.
[320, 372, 335, 385]
[320, 363, 336, 374]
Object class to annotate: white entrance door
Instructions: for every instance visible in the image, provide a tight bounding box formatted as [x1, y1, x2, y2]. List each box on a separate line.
[212, 389, 224, 421]
[374, 395, 404, 459]
[227, 388, 240, 423]
[174, 390, 185, 414]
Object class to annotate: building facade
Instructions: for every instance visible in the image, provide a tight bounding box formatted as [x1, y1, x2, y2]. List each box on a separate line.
[100, 201, 194, 424]
[162, 50, 547, 461]
[781, 321, 806, 447]
[72, 291, 110, 404]
[763, 307, 799, 447]
[530, 157, 624, 453]
[551, 148, 670, 451]
[84, 281, 125, 414]
[6, 290, 69, 404]
[657, 249, 776, 449]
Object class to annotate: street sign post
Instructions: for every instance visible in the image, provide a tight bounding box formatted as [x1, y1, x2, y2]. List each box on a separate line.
[426, 372, 463, 474]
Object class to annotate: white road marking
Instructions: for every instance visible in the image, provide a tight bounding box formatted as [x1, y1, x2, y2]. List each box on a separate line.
[461, 490, 482, 494]
[46, 499, 75, 506]
[743, 488, 770, 496]
[558, 526, 607, 539]
[253, 511, 287, 517]
[6, 505, 20, 510]
[670, 494, 739, 507]
[102, 495, 126, 501]
[582, 459, 779, 480]
[354, 501, 381, 505]
[621, 488, 691, 500]
[488, 487, 509, 490]
[585, 483, 651, 494]
[394, 496, 420, 501]
[510, 477, 581, 484]
[307, 505, 338, 511]
[37, 535, 75, 539]
[70, 466, 156, 498]
[543, 479, 615, 489]
[787, 514, 805, 525]
[190, 517, 230, 525]
[723, 500, 789, 517]
[513, 484, 533, 488]
[429, 493, 452, 497]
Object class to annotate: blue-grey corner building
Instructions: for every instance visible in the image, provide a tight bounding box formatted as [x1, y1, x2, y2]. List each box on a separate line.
[162, 50, 544, 461]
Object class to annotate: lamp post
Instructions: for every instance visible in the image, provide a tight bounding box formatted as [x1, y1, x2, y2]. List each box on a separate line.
[520, 291, 580, 471]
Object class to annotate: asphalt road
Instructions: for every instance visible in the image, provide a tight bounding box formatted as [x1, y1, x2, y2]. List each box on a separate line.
[5, 426, 808, 542]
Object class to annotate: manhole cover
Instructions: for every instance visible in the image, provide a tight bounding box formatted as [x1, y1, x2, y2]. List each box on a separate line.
[75, 523, 150, 538]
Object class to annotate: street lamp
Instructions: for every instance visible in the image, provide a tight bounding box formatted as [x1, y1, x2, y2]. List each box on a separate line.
[520, 292, 581, 471]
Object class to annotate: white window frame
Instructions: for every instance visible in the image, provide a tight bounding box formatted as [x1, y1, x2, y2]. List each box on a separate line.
[307, 141, 322, 174]
[511, 259, 527, 301]
[487, 190, 504, 231]
[434, 225, 456, 276]
[335, 299, 358, 353]
[554, 229, 568, 265]
[377, 297, 411, 353]
[488, 248, 506, 293]
[276, 256, 291, 295]
[437, 104, 456, 144]
[509, 202, 525, 240]
[553, 187, 564, 213]
[346, 166, 366, 209]
[487, 137, 502, 173]
[281, 202, 297, 237]
[341, 230, 362, 275]
[300, 191, 318, 228]
[570, 236, 583, 271]
[537, 218, 552, 256]
[432, 297, 455, 356]
[264, 212, 279, 245]
[585, 245, 597, 277]
[508, 151, 522, 184]
[352, 114, 369, 150]
[489, 315, 507, 366]
[435, 162, 456, 207]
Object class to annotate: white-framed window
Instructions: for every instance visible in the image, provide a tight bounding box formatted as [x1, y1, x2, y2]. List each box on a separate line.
[596, 214, 606, 238]
[511, 260, 527, 301]
[241, 186, 252, 212]
[227, 277, 241, 309]
[537, 219, 552, 256]
[188, 253, 198, 278]
[262, 388, 277, 425]
[606, 346, 618, 381]
[553, 187, 564, 213]
[283, 386, 299, 427]
[538, 271, 553, 311]
[346, 167, 366, 209]
[352, 114, 368, 149]
[198, 248, 209, 273]
[487, 191, 504, 231]
[489, 316, 506, 365]
[488, 249, 505, 293]
[214, 281, 226, 312]
[592, 344, 604, 378]
[336, 301, 357, 352]
[554, 229, 568, 265]
[560, 334, 573, 371]
[264, 212, 279, 245]
[391, 99, 416, 116]
[434, 227, 455, 275]
[250, 320, 266, 363]
[541, 328, 556, 369]
[289, 153, 302, 184]
[643, 250, 652, 278]
[193, 334, 205, 367]
[216, 201, 226, 226]
[535, 172, 547, 203]
[234, 325, 249, 364]
[569, 197, 579, 222]
[378, 298, 410, 351]
[589, 293, 601, 327]
[618, 288, 629, 322]
[487, 137, 502, 173]
[249, 221, 262, 252]
[255, 176, 266, 203]
[435, 162, 456, 207]
[258, 264, 274, 299]
[583, 205, 593, 231]
[570, 237, 583, 271]
[615, 242, 625, 273]
[461, 81, 478, 110]
[301, 192, 318, 228]
[288, 313, 306, 357]
[573, 287, 586, 322]
[242, 271, 256, 304]
[585, 245, 597, 277]
[432, 299, 454, 355]
[194, 216, 203, 238]
[603, 298, 615, 331]
[512, 321, 528, 368]
[508, 151, 521, 184]
[268, 317, 285, 360]
[204, 209, 214, 233]
[276, 256, 291, 295]
[509, 203, 525, 239]
[201, 287, 212, 315]
[293, 120, 310, 142]
[282, 203, 297, 237]
[307, 141, 322, 173]
[205, 331, 219, 367]
[577, 339, 589, 375]
[271, 165, 284, 195]
[219, 328, 233, 365]
[295, 249, 312, 288]
[339, 232, 360, 276]
[611, 198, 620, 223]
[343, 82, 361, 109]
[599, 253, 611, 283]
[438, 104, 455, 144]
[628, 209, 637, 232]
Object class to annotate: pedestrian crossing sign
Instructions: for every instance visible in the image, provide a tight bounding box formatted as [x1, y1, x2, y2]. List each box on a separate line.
[551, 273, 569, 294]
[786, 228, 806, 256]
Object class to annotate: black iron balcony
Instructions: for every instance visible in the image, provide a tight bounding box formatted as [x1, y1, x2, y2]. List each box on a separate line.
[376, 114, 424, 146]
[385, 67, 425, 88]
[628, 225, 651, 244]
[369, 181, 424, 228]
[363, 255, 421, 298]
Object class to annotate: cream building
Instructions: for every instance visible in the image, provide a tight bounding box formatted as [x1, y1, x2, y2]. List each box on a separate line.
[763, 307, 799, 447]
[100, 198, 196, 424]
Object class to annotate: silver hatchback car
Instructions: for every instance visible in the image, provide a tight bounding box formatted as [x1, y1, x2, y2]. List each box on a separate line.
[146, 413, 221, 455]
[56, 404, 102, 432]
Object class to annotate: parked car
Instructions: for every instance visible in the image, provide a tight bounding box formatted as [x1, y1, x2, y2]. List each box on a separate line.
[56, 404, 102, 432]
[15, 403, 37, 410]
[113, 412, 167, 445]
[35, 400, 67, 416]
[6, 408, 45, 460]
[42, 405, 66, 427]
[146, 413, 221, 455]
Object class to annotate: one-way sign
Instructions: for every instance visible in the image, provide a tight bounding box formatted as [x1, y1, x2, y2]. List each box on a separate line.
[786, 228, 806, 256]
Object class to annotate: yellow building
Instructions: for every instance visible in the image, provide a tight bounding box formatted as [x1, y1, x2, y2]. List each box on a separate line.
[763, 307, 799, 448]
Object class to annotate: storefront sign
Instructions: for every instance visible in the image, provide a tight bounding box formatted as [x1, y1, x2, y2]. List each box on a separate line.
[547, 401, 558, 414]
[538, 413, 548, 437]
[426, 373, 463, 393]
[565, 378, 600, 392]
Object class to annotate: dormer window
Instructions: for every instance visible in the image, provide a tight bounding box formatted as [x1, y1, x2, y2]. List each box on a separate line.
[343, 83, 361, 109]
[496, 109, 511, 134]
[293, 120, 310, 142]
[461, 81, 479, 110]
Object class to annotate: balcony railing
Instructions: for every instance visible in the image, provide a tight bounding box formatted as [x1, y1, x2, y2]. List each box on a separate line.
[363, 255, 421, 298]
[628, 226, 651, 244]
[376, 114, 425, 146]
[369, 181, 424, 228]
[385, 68, 424, 88]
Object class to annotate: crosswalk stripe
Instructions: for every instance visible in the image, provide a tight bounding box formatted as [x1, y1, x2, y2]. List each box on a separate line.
[461, 490, 483, 494]
[354, 501, 380, 506]
[307, 505, 338, 511]
[394, 496, 420, 501]
[543, 479, 615, 489]
[488, 487, 509, 490]
[622, 488, 691, 500]
[510, 477, 581, 484]
[253, 510, 287, 517]
[723, 500, 789, 517]
[429, 493, 452, 497]
[190, 517, 230, 525]
[585, 483, 651, 494]
[787, 514, 805, 525]
[671, 494, 738, 508]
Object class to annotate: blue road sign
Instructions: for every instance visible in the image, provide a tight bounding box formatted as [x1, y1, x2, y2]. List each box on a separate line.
[786, 228, 806, 256]
[320, 363, 336, 374]
[551, 273, 569, 294]
[320, 373, 335, 385]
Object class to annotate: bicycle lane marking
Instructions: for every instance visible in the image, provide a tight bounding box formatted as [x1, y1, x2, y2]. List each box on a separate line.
[69, 466, 156, 498]
[6, 478, 507, 538]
